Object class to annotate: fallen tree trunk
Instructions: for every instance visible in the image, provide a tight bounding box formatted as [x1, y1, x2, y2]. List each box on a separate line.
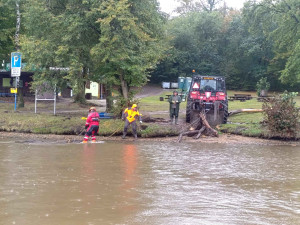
[177, 111, 218, 142]
[229, 108, 263, 116]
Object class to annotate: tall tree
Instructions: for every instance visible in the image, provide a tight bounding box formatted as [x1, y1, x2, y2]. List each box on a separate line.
[21, 0, 102, 103]
[0, 0, 15, 63]
[92, 0, 166, 102]
[175, 0, 223, 14]
[244, 0, 300, 86]
[151, 11, 225, 83]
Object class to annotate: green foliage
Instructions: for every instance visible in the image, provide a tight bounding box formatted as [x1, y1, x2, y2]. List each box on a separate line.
[0, 0, 15, 60]
[256, 77, 270, 96]
[262, 91, 299, 139]
[151, 11, 225, 83]
[21, 0, 102, 102]
[92, 0, 166, 100]
[219, 123, 264, 138]
[244, 0, 300, 87]
[281, 40, 300, 84]
[141, 123, 178, 137]
[110, 95, 141, 118]
[151, 0, 300, 91]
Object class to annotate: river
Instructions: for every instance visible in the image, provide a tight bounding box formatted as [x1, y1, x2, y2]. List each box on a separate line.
[0, 138, 299, 225]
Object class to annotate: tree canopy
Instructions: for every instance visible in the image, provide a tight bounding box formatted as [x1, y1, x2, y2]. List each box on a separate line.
[150, 0, 300, 91]
[0, 0, 299, 100]
[91, 0, 166, 101]
[0, 0, 15, 61]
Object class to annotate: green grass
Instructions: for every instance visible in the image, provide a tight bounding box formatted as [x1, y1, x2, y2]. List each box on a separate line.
[228, 98, 263, 111]
[0, 89, 298, 139]
[227, 112, 264, 124]
[139, 90, 187, 120]
[219, 123, 266, 138]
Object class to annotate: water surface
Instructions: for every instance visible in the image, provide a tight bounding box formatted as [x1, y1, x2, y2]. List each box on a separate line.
[0, 139, 299, 225]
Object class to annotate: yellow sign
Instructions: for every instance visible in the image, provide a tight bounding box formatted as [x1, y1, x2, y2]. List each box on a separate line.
[10, 88, 18, 93]
[203, 77, 214, 80]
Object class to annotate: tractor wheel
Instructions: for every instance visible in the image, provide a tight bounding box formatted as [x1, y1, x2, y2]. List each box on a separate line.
[190, 110, 200, 127]
[222, 100, 229, 124]
[186, 100, 192, 123]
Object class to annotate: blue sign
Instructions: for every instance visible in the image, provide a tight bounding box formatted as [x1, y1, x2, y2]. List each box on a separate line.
[11, 52, 22, 68]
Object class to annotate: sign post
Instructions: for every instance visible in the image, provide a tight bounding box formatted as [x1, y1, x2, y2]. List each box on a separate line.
[11, 52, 22, 111]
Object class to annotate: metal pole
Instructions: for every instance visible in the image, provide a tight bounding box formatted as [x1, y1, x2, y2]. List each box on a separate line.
[14, 93, 17, 111]
[35, 89, 37, 113]
[14, 77, 19, 111]
[54, 85, 56, 115]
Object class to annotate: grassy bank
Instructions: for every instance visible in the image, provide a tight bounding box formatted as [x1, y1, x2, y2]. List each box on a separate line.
[221, 91, 300, 139]
[0, 90, 299, 140]
[0, 98, 180, 138]
[140, 90, 300, 140]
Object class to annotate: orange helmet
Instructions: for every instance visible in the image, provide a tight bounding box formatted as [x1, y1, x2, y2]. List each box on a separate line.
[89, 107, 96, 112]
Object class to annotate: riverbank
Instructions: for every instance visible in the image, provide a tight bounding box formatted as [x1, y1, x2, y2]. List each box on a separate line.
[0, 87, 299, 142]
[1, 131, 299, 146]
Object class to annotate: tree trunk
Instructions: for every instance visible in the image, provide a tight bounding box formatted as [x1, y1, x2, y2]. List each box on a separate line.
[73, 71, 86, 103]
[120, 72, 129, 99]
[177, 111, 218, 142]
[229, 109, 263, 116]
[15, 0, 21, 50]
[105, 84, 113, 113]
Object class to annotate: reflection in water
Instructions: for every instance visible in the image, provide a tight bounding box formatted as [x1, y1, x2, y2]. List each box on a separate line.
[120, 144, 138, 213]
[81, 143, 96, 190]
[0, 140, 299, 225]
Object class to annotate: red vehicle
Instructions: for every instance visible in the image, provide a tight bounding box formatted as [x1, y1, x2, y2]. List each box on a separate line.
[186, 75, 228, 127]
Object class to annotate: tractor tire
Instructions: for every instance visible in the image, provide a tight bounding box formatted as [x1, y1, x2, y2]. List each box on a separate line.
[186, 100, 192, 123]
[190, 110, 200, 127]
[222, 100, 229, 124]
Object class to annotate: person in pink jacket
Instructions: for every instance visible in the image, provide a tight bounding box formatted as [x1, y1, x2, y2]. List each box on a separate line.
[83, 107, 100, 143]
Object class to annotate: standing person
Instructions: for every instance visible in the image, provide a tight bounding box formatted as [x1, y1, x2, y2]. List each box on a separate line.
[83, 107, 100, 143]
[168, 90, 181, 125]
[122, 104, 142, 139]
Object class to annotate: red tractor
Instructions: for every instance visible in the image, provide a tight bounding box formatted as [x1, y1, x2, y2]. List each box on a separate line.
[186, 75, 228, 127]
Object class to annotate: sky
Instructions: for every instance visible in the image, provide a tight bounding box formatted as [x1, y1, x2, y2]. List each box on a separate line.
[158, 0, 248, 14]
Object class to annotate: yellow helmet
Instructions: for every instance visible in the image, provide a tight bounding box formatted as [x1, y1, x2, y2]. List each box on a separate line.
[89, 107, 96, 112]
[132, 104, 137, 109]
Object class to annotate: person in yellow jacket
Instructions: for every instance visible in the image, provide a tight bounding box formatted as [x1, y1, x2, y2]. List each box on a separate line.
[122, 104, 142, 139]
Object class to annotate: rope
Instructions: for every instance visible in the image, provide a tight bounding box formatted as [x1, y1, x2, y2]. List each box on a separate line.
[108, 123, 124, 137]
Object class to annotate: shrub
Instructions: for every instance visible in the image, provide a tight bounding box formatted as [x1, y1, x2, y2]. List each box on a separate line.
[256, 77, 270, 96]
[262, 92, 299, 139]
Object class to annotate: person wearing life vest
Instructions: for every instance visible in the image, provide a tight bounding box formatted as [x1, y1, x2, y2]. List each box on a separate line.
[168, 90, 181, 125]
[83, 107, 100, 143]
[122, 104, 142, 139]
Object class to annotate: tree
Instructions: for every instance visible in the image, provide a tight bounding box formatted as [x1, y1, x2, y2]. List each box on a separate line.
[91, 0, 166, 103]
[21, 0, 102, 103]
[151, 11, 226, 83]
[221, 12, 274, 90]
[263, 91, 299, 139]
[244, 0, 300, 87]
[0, 0, 15, 63]
[175, 0, 223, 14]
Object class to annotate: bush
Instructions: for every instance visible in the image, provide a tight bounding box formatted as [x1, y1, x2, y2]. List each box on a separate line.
[262, 92, 299, 139]
[256, 77, 270, 96]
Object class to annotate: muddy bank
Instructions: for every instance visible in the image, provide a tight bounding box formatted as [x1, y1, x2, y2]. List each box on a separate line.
[1, 131, 299, 146]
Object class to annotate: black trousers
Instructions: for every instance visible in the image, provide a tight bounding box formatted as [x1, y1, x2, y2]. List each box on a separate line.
[170, 108, 179, 118]
[86, 125, 99, 136]
[123, 119, 137, 135]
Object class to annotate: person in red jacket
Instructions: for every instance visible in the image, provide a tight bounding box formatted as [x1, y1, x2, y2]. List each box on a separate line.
[83, 107, 100, 143]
